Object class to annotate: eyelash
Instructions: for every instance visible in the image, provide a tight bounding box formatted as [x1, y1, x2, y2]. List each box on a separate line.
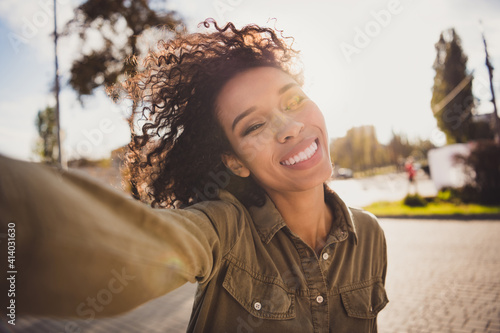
[243, 123, 264, 136]
[242, 94, 307, 136]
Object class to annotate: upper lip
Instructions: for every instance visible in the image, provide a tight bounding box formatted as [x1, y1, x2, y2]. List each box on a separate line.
[279, 137, 318, 164]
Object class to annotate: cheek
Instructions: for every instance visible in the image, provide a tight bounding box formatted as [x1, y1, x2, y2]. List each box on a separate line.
[235, 140, 259, 163]
[234, 130, 275, 164]
[306, 104, 328, 135]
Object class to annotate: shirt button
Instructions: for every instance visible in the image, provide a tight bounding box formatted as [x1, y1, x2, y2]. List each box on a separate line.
[254, 302, 262, 311]
[322, 252, 329, 260]
[316, 295, 324, 304]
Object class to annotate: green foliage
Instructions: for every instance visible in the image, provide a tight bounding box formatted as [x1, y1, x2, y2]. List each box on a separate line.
[431, 29, 478, 143]
[387, 131, 413, 163]
[330, 127, 435, 173]
[403, 194, 428, 207]
[387, 132, 435, 167]
[67, 158, 112, 168]
[330, 125, 387, 172]
[34, 106, 58, 164]
[435, 187, 462, 205]
[364, 200, 500, 216]
[64, 0, 184, 99]
[469, 121, 495, 141]
[365, 179, 500, 216]
[459, 140, 500, 204]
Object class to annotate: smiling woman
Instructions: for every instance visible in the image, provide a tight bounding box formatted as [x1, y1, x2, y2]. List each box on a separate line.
[0, 19, 388, 333]
[217, 67, 333, 195]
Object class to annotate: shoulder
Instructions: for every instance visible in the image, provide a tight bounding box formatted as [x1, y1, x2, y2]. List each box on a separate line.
[185, 190, 252, 251]
[348, 207, 386, 244]
[324, 185, 385, 243]
[349, 207, 381, 230]
[188, 189, 250, 223]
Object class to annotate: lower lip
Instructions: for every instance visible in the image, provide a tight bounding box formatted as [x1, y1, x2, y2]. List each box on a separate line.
[280, 139, 323, 170]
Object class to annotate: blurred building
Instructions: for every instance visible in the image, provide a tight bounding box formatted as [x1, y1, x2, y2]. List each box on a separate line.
[427, 143, 472, 190]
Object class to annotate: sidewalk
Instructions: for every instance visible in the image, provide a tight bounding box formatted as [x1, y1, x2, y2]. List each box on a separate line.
[378, 218, 500, 333]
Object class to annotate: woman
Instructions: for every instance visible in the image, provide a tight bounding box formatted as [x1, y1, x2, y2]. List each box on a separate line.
[0, 20, 388, 332]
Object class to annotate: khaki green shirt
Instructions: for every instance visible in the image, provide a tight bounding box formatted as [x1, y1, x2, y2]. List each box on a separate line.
[0, 156, 388, 332]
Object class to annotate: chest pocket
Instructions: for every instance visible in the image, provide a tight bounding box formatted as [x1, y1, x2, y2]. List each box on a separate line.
[222, 262, 296, 320]
[340, 278, 389, 319]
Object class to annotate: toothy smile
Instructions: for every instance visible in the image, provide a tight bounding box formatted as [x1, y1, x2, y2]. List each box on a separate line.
[280, 140, 318, 166]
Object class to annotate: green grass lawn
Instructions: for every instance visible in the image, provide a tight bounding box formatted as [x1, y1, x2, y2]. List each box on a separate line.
[364, 200, 500, 217]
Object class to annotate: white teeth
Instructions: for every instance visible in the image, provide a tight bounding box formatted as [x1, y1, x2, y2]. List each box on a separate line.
[281, 141, 318, 166]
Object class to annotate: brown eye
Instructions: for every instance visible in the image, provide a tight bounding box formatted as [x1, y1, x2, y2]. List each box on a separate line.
[284, 95, 305, 111]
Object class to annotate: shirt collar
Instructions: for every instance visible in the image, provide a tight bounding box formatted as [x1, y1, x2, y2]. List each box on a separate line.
[246, 184, 358, 245]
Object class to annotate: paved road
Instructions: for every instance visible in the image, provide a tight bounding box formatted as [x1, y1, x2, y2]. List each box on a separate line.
[4, 218, 500, 333]
[378, 219, 500, 333]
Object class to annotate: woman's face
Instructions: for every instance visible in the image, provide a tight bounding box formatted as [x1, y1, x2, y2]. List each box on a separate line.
[216, 66, 333, 195]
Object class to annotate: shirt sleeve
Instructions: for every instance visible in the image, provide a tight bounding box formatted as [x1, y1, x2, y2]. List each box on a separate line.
[0, 155, 243, 318]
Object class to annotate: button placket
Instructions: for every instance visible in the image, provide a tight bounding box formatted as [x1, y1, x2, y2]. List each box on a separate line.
[290, 233, 330, 328]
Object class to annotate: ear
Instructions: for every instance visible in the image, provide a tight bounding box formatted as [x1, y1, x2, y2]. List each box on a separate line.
[221, 153, 250, 178]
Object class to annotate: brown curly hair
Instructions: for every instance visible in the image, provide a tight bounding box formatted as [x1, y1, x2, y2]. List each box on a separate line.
[124, 19, 303, 208]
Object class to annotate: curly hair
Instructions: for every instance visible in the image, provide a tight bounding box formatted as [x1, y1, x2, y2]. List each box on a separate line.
[124, 19, 303, 208]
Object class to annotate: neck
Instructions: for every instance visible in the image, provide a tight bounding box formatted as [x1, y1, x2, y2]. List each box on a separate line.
[267, 184, 332, 255]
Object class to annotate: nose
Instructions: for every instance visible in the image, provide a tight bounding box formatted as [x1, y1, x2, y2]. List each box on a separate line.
[275, 113, 304, 143]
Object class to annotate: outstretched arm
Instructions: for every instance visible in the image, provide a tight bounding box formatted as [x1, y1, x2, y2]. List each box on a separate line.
[0, 155, 241, 318]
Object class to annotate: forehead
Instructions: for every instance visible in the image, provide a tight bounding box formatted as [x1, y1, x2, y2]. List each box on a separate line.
[216, 67, 296, 122]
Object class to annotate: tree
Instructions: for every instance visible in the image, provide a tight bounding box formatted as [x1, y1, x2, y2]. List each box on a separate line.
[34, 106, 58, 164]
[330, 125, 389, 172]
[456, 140, 500, 204]
[387, 131, 412, 166]
[64, 0, 183, 99]
[331, 128, 435, 175]
[63, 1, 183, 197]
[431, 29, 475, 144]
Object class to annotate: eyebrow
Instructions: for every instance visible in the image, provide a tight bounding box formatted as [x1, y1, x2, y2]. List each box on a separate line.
[231, 82, 299, 132]
[278, 82, 298, 95]
[231, 106, 257, 131]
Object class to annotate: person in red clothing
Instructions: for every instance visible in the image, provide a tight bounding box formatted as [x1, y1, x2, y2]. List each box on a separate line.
[405, 156, 417, 194]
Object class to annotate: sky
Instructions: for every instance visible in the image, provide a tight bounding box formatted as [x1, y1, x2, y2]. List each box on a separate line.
[1, 0, 499, 162]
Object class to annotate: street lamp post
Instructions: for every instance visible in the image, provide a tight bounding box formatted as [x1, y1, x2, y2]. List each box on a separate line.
[53, 0, 62, 165]
[480, 22, 500, 143]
